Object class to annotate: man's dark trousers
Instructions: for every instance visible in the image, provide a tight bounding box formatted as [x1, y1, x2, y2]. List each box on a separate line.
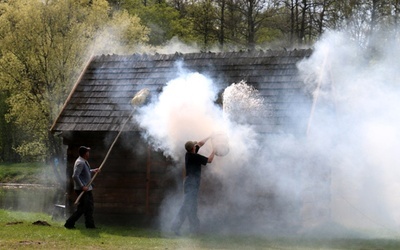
[65, 190, 95, 228]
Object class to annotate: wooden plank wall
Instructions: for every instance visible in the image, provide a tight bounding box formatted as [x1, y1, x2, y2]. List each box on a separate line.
[64, 131, 176, 221]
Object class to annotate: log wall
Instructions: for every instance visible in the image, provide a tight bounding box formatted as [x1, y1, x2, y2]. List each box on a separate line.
[64, 131, 178, 223]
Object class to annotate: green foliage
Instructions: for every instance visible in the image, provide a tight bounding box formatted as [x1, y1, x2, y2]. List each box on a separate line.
[0, 0, 107, 161]
[0, 0, 398, 162]
[0, 92, 19, 162]
[126, 2, 195, 45]
[187, 0, 219, 49]
[0, 0, 149, 162]
[256, 26, 285, 46]
[94, 10, 150, 54]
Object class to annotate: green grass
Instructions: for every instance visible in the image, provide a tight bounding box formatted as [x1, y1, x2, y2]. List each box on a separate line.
[1, 209, 400, 249]
[0, 162, 57, 185]
[2, 165, 400, 249]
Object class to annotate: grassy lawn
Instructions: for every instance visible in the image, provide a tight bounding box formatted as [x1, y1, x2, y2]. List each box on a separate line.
[1, 209, 400, 249]
[2, 164, 400, 249]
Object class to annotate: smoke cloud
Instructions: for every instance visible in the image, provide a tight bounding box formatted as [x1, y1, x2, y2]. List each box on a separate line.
[297, 30, 400, 235]
[136, 62, 225, 161]
[134, 29, 400, 238]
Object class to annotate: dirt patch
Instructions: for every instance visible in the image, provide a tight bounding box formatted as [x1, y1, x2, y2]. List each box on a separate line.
[32, 220, 51, 226]
[19, 240, 45, 246]
[6, 221, 23, 225]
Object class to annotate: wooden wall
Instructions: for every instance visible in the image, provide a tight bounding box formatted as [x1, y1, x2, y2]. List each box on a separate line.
[62, 131, 329, 229]
[63, 131, 178, 223]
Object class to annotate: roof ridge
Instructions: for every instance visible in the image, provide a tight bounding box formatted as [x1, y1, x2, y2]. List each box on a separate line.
[93, 49, 312, 62]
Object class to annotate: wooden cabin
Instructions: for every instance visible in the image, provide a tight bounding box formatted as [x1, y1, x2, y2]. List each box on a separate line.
[50, 50, 321, 227]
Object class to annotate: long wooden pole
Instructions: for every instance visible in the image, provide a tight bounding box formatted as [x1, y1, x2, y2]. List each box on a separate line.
[73, 88, 149, 205]
[306, 50, 329, 136]
[74, 110, 134, 205]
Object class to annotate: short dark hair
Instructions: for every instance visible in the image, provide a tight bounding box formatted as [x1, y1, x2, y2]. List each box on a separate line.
[79, 146, 91, 157]
[184, 141, 197, 152]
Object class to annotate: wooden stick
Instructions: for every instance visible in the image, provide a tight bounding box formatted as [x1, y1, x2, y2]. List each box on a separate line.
[306, 50, 329, 136]
[74, 110, 134, 205]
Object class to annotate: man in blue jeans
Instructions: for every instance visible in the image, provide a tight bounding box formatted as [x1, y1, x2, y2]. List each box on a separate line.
[64, 146, 100, 229]
[172, 137, 215, 235]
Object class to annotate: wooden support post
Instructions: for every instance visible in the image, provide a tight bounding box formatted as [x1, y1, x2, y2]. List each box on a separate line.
[145, 146, 151, 215]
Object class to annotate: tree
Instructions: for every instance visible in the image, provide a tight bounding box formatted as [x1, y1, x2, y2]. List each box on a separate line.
[0, 92, 19, 162]
[219, 0, 246, 48]
[188, 0, 219, 49]
[122, 0, 193, 46]
[0, 0, 149, 162]
[229, 0, 279, 50]
[93, 10, 150, 53]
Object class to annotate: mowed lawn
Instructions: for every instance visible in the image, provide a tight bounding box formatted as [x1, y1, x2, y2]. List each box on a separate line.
[1, 209, 400, 249]
[2, 164, 400, 249]
[0, 162, 58, 185]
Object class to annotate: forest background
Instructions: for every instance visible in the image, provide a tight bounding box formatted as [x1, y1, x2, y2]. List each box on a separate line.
[0, 0, 398, 164]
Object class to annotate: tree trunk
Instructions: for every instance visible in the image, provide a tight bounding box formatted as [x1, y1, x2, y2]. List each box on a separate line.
[299, 0, 307, 44]
[247, 0, 256, 50]
[219, 0, 226, 49]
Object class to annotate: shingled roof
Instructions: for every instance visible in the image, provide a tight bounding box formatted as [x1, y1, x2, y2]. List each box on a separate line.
[50, 50, 313, 134]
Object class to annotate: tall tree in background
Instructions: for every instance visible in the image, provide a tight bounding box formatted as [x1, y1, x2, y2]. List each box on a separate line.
[222, 0, 245, 48]
[281, 0, 312, 45]
[333, 0, 400, 48]
[189, 0, 219, 49]
[216, 0, 227, 49]
[232, 0, 278, 49]
[0, 0, 149, 162]
[0, 0, 399, 163]
[0, 92, 18, 161]
[0, 0, 109, 161]
[115, 0, 400, 49]
[278, 0, 399, 46]
[121, 0, 192, 45]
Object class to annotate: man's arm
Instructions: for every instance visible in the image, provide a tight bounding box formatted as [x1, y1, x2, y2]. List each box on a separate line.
[196, 135, 216, 163]
[207, 150, 215, 163]
[197, 136, 211, 147]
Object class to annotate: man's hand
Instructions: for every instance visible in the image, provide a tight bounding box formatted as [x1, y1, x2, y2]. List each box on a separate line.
[92, 168, 101, 173]
[82, 186, 89, 191]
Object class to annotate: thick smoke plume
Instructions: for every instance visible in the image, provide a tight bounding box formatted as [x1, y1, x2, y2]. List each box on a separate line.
[297, 30, 400, 235]
[136, 63, 225, 161]
[135, 30, 400, 237]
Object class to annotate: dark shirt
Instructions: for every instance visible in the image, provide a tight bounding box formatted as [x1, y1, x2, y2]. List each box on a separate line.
[185, 145, 208, 181]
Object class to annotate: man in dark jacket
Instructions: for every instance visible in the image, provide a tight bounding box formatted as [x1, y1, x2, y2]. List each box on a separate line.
[64, 146, 100, 229]
[171, 136, 215, 235]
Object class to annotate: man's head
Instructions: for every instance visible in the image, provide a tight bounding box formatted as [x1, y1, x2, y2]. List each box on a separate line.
[185, 141, 197, 152]
[79, 146, 91, 157]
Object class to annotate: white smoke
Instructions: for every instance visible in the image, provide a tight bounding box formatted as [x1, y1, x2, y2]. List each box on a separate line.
[135, 29, 400, 237]
[223, 80, 268, 124]
[152, 37, 201, 54]
[297, 30, 400, 235]
[136, 62, 225, 162]
[135, 62, 262, 234]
